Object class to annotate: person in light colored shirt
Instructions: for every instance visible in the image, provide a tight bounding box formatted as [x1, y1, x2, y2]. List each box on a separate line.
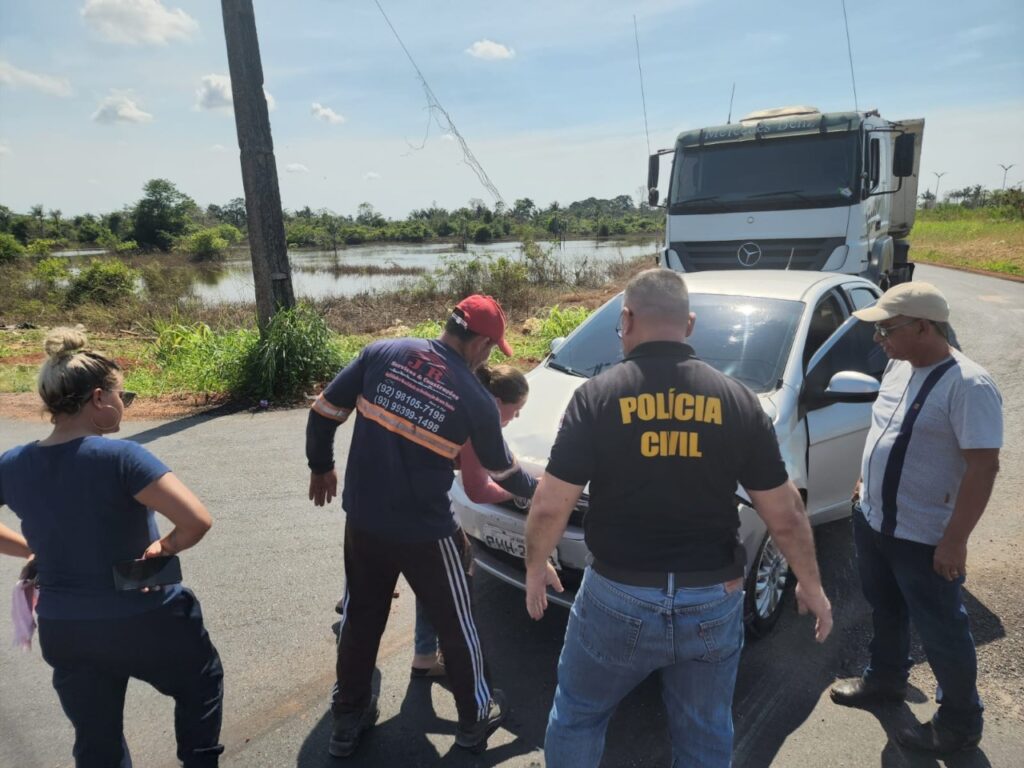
[831, 282, 1001, 757]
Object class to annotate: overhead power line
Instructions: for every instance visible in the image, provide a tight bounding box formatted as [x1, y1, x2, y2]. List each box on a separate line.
[373, 0, 505, 207]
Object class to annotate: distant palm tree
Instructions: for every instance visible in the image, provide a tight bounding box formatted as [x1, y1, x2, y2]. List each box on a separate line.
[29, 204, 45, 238]
[49, 209, 62, 239]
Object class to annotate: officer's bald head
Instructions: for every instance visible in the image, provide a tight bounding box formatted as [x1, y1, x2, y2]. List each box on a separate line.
[620, 268, 694, 351]
[624, 268, 690, 326]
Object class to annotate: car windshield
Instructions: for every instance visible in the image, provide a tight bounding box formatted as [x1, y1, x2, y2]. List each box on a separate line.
[668, 131, 860, 214]
[547, 293, 803, 392]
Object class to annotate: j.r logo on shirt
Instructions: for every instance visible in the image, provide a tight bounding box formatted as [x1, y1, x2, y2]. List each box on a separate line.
[405, 351, 447, 383]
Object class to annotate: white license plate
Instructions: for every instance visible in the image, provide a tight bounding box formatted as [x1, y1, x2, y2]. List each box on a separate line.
[482, 524, 525, 558]
[481, 524, 561, 569]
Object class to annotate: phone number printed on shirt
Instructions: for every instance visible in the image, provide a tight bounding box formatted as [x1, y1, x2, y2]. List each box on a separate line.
[374, 384, 446, 433]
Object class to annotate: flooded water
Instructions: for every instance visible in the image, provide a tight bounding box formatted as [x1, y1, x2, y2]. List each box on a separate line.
[189, 238, 661, 304]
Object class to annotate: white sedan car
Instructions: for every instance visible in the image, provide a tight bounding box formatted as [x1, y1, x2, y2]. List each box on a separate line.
[452, 270, 887, 636]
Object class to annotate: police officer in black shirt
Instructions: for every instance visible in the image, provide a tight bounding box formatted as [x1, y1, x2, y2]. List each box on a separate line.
[525, 268, 833, 768]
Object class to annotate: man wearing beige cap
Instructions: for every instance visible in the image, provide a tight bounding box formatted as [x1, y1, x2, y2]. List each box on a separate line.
[830, 282, 1002, 755]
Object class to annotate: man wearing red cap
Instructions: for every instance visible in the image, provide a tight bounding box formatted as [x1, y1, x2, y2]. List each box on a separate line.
[305, 294, 536, 757]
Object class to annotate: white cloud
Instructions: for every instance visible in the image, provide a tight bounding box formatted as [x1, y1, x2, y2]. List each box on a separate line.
[311, 102, 345, 124]
[196, 74, 275, 112]
[81, 0, 198, 46]
[286, 163, 309, 173]
[363, 171, 381, 180]
[210, 143, 227, 153]
[196, 74, 233, 110]
[0, 142, 10, 155]
[465, 40, 515, 60]
[0, 60, 72, 97]
[440, 133, 455, 142]
[92, 91, 154, 124]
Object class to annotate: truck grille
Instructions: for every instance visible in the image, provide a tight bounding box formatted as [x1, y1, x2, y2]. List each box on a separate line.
[671, 237, 844, 271]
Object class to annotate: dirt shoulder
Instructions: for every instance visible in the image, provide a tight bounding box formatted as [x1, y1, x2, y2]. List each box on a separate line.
[0, 392, 235, 422]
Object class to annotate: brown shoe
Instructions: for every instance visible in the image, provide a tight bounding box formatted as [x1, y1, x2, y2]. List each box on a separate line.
[830, 677, 907, 708]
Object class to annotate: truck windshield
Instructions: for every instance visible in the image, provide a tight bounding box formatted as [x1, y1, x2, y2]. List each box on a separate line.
[547, 293, 803, 393]
[669, 131, 860, 214]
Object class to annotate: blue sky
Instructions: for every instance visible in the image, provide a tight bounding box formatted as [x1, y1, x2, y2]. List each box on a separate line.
[0, 0, 1021, 218]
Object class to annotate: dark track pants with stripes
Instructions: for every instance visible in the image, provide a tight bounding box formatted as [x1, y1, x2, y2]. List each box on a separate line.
[334, 521, 492, 727]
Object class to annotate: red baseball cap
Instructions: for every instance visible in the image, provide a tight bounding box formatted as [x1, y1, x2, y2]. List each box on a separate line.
[452, 295, 513, 356]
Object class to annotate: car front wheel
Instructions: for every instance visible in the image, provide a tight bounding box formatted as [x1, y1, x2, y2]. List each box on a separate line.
[744, 532, 791, 638]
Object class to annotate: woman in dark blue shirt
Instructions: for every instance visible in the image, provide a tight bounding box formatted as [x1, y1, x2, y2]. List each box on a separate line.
[0, 328, 224, 768]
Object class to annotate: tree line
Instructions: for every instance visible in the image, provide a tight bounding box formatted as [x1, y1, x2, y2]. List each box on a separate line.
[918, 185, 1023, 217]
[0, 179, 662, 264]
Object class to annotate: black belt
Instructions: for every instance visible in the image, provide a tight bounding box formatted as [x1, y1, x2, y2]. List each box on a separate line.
[591, 558, 744, 590]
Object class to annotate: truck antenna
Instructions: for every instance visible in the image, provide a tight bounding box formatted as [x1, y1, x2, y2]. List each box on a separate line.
[727, 82, 736, 124]
[633, 15, 652, 157]
[841, 0, 860, 112]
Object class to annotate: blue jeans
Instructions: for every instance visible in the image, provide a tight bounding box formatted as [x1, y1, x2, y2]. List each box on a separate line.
[853, 506, 983, 737]
[545, 568, 744, 768]
[413, 598, 438, 656]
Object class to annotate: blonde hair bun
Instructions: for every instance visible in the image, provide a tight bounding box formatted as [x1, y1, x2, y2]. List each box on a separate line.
[44, 326, 88, 360]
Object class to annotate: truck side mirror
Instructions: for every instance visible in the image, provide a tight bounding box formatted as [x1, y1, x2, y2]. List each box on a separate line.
[647, 155, 660, 203]
[893, 133, 915, 178]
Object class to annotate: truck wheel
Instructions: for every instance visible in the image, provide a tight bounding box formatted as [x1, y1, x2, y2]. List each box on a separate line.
[745, 532, 792, 639]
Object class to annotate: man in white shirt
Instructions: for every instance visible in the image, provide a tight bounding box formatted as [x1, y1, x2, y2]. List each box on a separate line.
[830, 282, 1002, 756]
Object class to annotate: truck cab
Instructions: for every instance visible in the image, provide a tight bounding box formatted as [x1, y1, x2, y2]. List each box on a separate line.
[649, 106, 924, 287]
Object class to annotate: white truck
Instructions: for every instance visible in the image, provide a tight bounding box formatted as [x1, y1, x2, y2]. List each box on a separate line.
[647, 106, 924, 287]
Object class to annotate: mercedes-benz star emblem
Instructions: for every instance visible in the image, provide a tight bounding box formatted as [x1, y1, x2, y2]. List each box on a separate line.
[737, 242, 762, 267]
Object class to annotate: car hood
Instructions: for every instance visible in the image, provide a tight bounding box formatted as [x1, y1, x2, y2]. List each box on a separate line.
[505, 363, 780, 475]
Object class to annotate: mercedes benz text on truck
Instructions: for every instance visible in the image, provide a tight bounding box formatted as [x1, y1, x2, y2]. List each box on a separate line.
[647, 106, 924, 287]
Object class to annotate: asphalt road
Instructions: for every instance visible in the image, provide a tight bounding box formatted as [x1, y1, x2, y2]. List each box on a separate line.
[1, 265, 1022, 768]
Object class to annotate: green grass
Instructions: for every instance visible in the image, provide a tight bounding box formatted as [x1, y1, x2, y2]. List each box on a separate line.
[0, 304, 596, 401]
[0, 363, 37, 393]
[909, 217, 1024, 277]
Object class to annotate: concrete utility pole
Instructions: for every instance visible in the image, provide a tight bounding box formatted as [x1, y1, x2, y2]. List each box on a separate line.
[999, 164, 1015, 190]
[221, 0, 294, 331]
[932, 171, 947, 204]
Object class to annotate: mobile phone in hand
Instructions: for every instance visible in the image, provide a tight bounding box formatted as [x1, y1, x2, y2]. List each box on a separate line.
[112, 555, 182, 591]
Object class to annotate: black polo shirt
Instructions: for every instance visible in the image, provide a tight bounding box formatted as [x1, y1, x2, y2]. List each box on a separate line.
[546, 340, 788, 574]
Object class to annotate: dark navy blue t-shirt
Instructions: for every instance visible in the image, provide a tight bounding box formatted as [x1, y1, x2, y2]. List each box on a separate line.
[0, 436, 182, 619]
[307, 337, 536, 541]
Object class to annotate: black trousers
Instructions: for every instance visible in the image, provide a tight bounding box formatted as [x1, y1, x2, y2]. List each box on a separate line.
[335, 521, 493, 727]
[38, 589, 224, 768]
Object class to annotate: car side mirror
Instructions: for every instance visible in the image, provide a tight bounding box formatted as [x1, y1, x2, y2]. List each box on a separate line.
[550, 336, 566, 354]
[803, 370, 880, 410]
[823, 370, 880, 403]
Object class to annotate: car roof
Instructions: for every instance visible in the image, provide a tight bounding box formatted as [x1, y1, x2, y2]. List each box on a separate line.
[680, 270, 872, 302]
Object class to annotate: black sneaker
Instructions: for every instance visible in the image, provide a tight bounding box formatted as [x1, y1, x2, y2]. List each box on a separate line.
[328, 696, 379, 758]
[455, 689, 507, 754]
[896, 720, 981, 755]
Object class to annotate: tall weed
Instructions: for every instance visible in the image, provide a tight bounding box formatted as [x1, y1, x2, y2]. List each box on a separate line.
[239, 304, 343, 400]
